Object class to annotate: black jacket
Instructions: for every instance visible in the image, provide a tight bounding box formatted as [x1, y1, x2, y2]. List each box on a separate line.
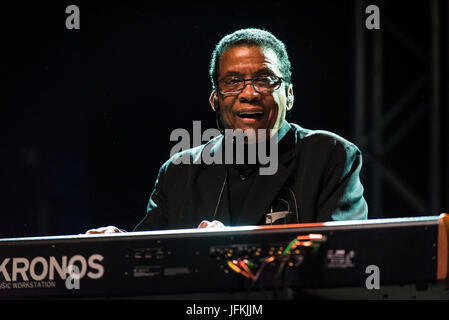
[134, 122, 368, 231]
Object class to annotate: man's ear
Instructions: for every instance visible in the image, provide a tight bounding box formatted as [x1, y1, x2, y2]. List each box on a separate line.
[209, 90, 219, 111]
[286, 83, 294, 111]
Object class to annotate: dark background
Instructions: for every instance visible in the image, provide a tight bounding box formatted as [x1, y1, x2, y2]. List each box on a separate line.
[1, 1, 448, 237]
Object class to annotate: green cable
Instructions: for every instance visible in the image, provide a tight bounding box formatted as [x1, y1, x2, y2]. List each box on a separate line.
[283, 238, 298, 255]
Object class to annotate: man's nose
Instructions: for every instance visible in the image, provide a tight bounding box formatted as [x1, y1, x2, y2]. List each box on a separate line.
[239, 81, 260, 102]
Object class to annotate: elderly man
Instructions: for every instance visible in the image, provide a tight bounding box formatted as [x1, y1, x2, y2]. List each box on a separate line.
[88, 28, 367, 234]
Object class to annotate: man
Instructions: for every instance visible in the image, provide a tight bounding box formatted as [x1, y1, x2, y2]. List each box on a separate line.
[87, 28, 367, 234]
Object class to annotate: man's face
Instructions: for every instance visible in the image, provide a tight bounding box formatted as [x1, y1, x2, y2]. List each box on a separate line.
[212, 45, 293, 133]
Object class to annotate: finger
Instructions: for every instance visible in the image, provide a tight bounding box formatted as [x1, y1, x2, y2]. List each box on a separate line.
[86, 229, 101, 234]
[85, 226, 117, 234]
[104, 227, 120, 234]
[198, 220, 210, 229]
[210, 220, 225, 228]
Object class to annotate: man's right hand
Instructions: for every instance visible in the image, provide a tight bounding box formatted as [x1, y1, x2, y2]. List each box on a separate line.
[85, 226, 124, 234]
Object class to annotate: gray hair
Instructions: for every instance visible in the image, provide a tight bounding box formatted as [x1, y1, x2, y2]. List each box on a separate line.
[209, 28, 292, 90]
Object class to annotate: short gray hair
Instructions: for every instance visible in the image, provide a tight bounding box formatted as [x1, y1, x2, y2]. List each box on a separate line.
[209, 28, 292, 89]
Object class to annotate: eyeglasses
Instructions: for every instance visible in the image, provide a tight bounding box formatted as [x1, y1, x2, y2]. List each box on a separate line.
[217, 75, 284, 95]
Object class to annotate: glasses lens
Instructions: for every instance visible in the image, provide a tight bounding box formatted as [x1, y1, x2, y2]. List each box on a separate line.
[219, 76, 282, 94]
[253, 76, 281, 92]
[219, 78, 244, 93]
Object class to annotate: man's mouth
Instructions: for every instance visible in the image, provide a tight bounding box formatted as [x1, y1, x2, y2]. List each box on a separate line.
[236, 111, 265, 119]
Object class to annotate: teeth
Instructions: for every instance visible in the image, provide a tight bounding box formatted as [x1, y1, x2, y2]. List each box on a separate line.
[238, 112, 263, 115]
[236, 110, 264, 119]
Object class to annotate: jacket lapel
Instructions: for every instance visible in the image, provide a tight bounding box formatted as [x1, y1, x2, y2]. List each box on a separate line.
[195, 135, 231, 223]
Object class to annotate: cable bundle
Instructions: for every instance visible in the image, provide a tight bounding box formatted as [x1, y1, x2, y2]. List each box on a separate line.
[225, 233, 327, 298]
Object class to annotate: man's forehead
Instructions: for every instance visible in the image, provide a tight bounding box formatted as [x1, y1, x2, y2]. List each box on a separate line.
[218, 45, 281, 76]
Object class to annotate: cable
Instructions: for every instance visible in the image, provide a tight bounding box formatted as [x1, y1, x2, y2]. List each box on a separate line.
[226, 260, 252, 279]
[228, 234, 326, 299]
[245, 256, 275, 299]
[212, 170, 228, 221]
[286, 187, 299, 223]
[238, 260, 255, 280]
[276, 234, 326, 299]
[283, 234, 326, 255]
[274, 255, 289, 300]
[276, 197, 291, 213]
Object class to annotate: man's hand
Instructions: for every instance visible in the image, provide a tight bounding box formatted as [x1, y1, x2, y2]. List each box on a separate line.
[197, 220, 225, 229]
[85, 226, 124, 234]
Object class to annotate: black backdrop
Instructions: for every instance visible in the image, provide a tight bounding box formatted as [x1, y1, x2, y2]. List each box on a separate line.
[1, 1, 447, 237]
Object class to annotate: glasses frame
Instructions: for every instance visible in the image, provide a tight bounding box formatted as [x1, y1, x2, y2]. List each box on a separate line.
[217, 75, 284, 96]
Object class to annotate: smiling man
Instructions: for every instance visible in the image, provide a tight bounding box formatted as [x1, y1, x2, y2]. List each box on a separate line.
[87, 28, 368, 234]
[211, 44, 293, 134]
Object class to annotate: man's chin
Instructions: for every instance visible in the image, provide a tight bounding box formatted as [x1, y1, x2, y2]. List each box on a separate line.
[231, 120, 271, 132]
[225, 125, 274, 143]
